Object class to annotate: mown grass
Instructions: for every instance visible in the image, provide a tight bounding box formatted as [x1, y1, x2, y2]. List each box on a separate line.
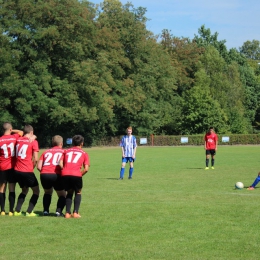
[0, 145, 260, 260]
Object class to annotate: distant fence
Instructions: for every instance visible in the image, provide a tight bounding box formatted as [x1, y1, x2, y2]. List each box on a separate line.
[94, 134, 260, 147]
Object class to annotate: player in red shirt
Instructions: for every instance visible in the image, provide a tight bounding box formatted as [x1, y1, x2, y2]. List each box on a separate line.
[59, 135, 90, 218]
[14, 125, 40, 217]
[204, 126, 218, 170]
[37, 135, 66, 216]
[0, 122, 23, 216]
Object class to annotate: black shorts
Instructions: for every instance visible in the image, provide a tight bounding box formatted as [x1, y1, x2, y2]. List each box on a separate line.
[62, 176, 83, 193]
[40, 173, 64, 191]
[0, 168, 17, 183]
[15, 170, 39, 188]
[206, 149, 216, 156]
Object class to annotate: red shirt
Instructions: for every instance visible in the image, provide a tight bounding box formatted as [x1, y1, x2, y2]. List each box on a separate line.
[14, 137, 39, 172]
[204, 132, 218, 150]
[39, 146, 64, 175]
[0, 134, 20, 171]
[61, 147, 90, 177]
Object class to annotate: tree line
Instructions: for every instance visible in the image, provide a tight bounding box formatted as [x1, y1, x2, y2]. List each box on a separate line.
[0, 0, 260, 146]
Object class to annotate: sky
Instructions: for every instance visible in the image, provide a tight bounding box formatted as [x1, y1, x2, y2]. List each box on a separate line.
[90, 0, 260, 50]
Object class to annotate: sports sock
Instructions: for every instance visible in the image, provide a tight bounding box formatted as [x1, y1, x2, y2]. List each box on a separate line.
[251, 176, 260, 187]
[9, 192, 15, 213]
[0, 192, 5, 212]
[211, 159, 215, 167]
[56, 196, 66, 213]
[73, 194, 81, 213]
[15, 193, 26, 212]
[66, 193, 73, 214]
[129, 167, 134, 178]
[27, 194, 39, 213]
[120, 168, 125, 178]
[43, 194, 52, 212]
[206, 159, 209, 167]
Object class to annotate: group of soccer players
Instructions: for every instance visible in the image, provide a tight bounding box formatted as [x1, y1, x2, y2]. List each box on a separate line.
[0, 122, 90, 218]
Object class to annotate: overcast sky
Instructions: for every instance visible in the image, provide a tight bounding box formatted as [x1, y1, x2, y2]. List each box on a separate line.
[90, 0, 260, 50]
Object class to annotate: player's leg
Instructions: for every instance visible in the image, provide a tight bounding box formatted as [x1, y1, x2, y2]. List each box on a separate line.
[43, 188, 53, 216]
[128, 159, 135, 179]
[55, 190, 66, 216]
[65, 189, 74, 218]
[72, 177, 83, 218]
[25, 173, 40, 216]
[0, 183, 6, 215]
[0, 171, 7, 215]
[211, 150, 216, 169]
[14, 171, 28, 215]
[40, 174, 56, 215]
[119, 158, 127, 179]
[25, 185, 40, 216]
[15, 186, 29, 215]
[7, 169, 17, 216]
[54, 175, 66, 216]
[205, 150, 210, 169]
[8, 183, 16, 215]
[247, 172, 260, 190]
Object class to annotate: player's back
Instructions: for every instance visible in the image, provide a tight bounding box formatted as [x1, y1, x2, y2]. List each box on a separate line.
[15, 136, 39, 172]
[61, 147, 89, 177]
[40, 146, 64, 174]
[0, 134, 20, 171]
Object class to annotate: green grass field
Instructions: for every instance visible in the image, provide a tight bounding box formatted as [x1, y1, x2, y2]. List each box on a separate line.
[1, 145, 260, 260]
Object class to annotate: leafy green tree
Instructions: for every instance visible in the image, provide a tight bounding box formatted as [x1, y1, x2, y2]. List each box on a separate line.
[194, 25, 229, 61]
[0, 0, 114, 144]
[96, 0, 179, 135]
[181, 70, 228, 134]
[160, 29, 205, 95]
[239, 40, 260, 60]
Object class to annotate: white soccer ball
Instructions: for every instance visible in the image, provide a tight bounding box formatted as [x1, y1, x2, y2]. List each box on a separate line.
[235, 182, 244, 189]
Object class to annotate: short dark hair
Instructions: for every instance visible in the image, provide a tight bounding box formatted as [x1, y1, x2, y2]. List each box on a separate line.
[72, 135, 84, 146]
[52, 135, 63, 146]
[2, 122, 12, 133]
[23, 124, 33, 134]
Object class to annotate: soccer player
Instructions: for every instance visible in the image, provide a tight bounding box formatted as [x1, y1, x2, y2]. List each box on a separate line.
[37, 135, 66, 216]
[0, 122, 23, 216]
[14, 124, 40, 217]
[59, 135, 90, 218]
[118, 126, 137, 180]
[204, 126, 218, 170]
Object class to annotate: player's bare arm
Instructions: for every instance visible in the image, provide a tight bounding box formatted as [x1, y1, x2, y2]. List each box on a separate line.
[132, 147, 137, 159]
[81, 164, 89, 176]
[32, 151, 38, 168]
[37, 159, 43, 171]
[59, 159, 64, 170]
[29, 134, 37, 143]
[11, 129, 24, 136]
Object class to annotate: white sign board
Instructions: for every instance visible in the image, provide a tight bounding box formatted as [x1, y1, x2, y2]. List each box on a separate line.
[222, 136, 229, 142]
[140, 138, 147, 145]
[181, 137, 188, 143]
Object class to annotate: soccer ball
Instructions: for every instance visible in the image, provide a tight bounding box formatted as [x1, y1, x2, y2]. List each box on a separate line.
[235, 182, 244, 189]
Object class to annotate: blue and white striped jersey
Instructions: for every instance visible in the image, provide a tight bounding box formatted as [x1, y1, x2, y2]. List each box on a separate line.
[120, 135, 137, 157]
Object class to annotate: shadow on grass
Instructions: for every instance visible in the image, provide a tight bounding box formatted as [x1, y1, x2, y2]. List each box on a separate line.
[186, 167, 205, 169]
[33, 211, 63, 217]
[98, 177, 119, 180]
[233, 186, 259, 190]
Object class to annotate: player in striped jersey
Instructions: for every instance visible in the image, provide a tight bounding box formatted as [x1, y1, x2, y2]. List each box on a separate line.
[119, 126, 137, 180]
